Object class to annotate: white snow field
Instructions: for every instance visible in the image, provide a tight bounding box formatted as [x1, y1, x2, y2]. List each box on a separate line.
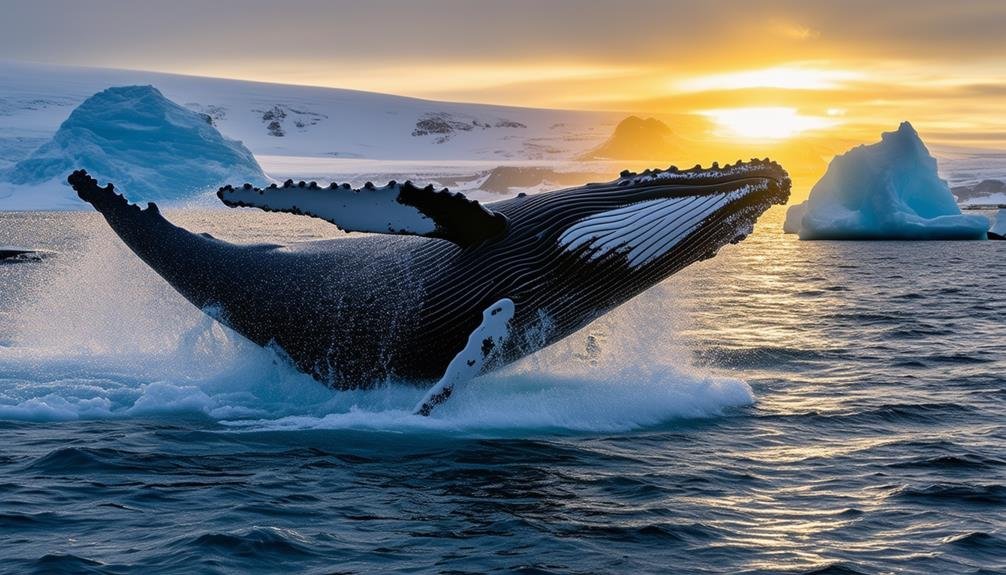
[0, 61, 621, 209]
[952, 179, 1006, 206]
[3, 85, 266, 208]
[966, 191, 1006, 206]
[783, 122, 990, 240]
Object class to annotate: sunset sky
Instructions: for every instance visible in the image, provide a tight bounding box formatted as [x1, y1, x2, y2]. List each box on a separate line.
[4, 0, 1005, 150]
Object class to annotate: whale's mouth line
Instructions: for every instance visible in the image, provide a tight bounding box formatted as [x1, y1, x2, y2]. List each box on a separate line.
[556, 158, 791, 212]
[613, 176, 791, 205]
[612, 158, 787, 183]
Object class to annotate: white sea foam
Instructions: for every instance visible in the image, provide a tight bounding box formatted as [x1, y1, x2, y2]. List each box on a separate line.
[0, 232, 753, 433]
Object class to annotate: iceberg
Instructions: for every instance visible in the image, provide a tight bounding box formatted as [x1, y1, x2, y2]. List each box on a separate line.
[784, 122, 989, 240]
[3, 85, 265, 207]
[782, 201, 806, 235]
[990, 209, 1006, 240]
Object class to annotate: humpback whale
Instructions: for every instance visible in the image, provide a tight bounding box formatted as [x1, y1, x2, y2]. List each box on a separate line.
[68, 160, 790, 414]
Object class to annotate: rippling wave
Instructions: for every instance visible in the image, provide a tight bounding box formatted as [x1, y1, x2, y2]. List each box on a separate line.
[0, 208, 1003, 574]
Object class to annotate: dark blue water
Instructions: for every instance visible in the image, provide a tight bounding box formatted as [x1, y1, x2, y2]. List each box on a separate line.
[1, 208, 1004, 574]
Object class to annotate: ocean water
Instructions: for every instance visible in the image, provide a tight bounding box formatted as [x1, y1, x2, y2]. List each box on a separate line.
[0, 207, 1003, 574]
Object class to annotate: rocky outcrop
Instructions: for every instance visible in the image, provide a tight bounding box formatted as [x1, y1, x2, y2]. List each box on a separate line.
[579, 116, 680, 161]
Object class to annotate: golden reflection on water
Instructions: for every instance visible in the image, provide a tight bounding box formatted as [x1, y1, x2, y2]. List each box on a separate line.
[651, 204, 1005, 572]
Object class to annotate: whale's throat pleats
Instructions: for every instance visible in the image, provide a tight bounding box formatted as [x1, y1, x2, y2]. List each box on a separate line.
[558, 182, 769, 268]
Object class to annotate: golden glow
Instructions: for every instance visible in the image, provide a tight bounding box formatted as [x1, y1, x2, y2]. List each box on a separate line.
[675, 66, 860, 92]
[182, 61, 641, 102]
[769, 20, 821, 41]
[700, 107, 838, 140]
[159, 55, 1006, 152]
[24, 0, 1002, 162]
[158, 54, 1006, 202]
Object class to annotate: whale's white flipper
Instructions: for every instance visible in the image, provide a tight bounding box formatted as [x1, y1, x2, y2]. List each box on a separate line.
[414, 298, 515, 416]
[218, 180, 507, 247]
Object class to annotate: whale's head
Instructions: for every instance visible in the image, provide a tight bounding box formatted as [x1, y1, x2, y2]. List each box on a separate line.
[490, 159, 791, 323]
[559, 159, 788, 264]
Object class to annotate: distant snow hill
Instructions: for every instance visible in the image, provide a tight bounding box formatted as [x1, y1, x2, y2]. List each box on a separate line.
[0, 61, 624, 209]
[579, 116, 680, 161]
[3, 85, 266, 207]
[0, 61, 616, 167]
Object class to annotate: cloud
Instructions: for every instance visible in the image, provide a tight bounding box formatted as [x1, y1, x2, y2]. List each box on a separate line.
[771, 21, 821, 40]
[1, 0, 1004, 145]
[3, 0, 1005, 69]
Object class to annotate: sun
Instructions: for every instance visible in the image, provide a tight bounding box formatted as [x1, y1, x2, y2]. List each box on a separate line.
[700, 107, 837, 140]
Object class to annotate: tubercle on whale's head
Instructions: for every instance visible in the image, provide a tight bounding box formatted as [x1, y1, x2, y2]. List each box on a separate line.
[611, 158, 790, 201]
[591, 158, 792, 219]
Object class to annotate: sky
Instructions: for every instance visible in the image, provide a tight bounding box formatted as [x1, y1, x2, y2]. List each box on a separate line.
[3, 0, 1006, 149]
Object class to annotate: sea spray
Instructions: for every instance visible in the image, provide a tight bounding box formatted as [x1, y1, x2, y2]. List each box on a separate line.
[0, 218, 754, 431]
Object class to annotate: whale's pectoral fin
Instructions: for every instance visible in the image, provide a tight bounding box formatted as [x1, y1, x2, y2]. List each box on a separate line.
[218, 180, 508, 248]
[414, 298, 515, 416]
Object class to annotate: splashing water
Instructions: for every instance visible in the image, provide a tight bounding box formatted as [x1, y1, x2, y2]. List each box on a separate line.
[0, 211, 752, 433]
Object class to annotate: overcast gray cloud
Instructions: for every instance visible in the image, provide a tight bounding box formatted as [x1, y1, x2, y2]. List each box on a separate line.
[2, 0, 1005, 69]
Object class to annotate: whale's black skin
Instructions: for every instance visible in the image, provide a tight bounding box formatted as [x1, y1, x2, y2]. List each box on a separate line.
[68, 161, 790, 389]
[0, 247, 50, 264]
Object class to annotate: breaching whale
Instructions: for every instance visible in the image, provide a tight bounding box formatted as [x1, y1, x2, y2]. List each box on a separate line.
[69, 160, 790, 414]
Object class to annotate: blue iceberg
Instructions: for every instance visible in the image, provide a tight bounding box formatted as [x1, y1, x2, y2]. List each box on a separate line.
[5, 85, 265, 204]
[784, 122, 989, 240]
